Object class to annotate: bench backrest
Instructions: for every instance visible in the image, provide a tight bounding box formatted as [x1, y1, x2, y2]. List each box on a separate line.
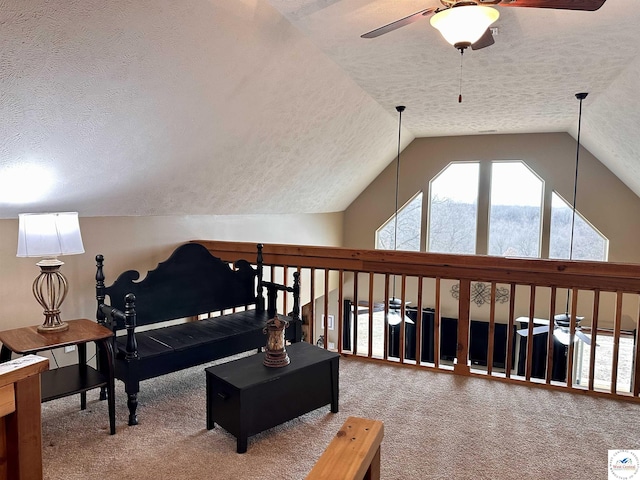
[99, 243, 259, 329]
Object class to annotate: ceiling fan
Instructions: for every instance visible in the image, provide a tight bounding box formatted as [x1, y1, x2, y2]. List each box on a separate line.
[516, 314, 593, 346]
[361, 0, 607, 51]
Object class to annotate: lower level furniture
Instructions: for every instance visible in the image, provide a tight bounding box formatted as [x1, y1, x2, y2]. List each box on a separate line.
[206, 341, 339, 453]
[0, 319, 116, 435]
[306, 416, 384, 480]
[0, 355, 49, 480]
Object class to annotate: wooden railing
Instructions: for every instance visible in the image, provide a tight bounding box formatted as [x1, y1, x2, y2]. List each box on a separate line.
[194, 240, 640, 403]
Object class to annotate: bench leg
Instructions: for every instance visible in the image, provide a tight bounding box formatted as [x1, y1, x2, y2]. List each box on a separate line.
[127, 393, 138, 426]
[364, 446, 381, 480]
[237, 436, 247, 454]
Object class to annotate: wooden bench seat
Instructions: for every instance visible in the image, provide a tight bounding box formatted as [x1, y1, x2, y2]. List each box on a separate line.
[307, 416, 384, 480]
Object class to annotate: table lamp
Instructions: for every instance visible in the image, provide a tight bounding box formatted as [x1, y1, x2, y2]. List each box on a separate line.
[17, 212, 85, 333]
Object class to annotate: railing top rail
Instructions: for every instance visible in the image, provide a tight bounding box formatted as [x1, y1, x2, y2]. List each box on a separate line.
[192, 240, 640, 293]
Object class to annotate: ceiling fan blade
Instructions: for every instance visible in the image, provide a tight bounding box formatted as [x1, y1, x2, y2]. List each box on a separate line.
[361, 8, 436, 39]
[497, 0, 606, 11]
[516, 325, 550, 336]
[575, 329, 592, 345]
[471, 28, 495, 50]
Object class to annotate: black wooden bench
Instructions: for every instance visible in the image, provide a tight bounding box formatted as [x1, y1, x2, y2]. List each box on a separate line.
[95, 242, 301, 426]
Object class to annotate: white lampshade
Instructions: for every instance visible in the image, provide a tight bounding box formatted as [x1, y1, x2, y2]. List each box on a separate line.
[17, 212, 84, 258]
[430, 5, 499, 47]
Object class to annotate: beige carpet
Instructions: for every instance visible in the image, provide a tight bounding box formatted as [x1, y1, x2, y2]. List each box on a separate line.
[41, 352, 639, 479]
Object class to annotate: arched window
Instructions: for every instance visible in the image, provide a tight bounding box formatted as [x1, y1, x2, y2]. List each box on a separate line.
[375, 192, 422, 251]
[375, 160, 608, 261]
[549, 192, 608, 261]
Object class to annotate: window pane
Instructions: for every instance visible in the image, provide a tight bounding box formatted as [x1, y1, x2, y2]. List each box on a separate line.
[549, 193, 608, 261]
[428, 163, 478, 254]
[488, 162, 542, 258]
[376, 193, 422, 251]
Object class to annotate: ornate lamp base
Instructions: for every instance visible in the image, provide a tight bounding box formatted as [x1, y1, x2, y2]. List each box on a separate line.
[37, 320, 69, 333]
[33, 258, 70, 334]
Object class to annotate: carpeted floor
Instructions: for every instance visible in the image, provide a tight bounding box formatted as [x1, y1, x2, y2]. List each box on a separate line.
[41, 352, 640, 479]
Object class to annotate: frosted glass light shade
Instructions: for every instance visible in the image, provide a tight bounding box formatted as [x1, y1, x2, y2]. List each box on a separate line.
[17, 212, 84, 258]
[430, 5, 499, 47]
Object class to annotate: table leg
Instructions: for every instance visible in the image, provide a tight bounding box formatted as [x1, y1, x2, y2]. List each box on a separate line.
[0, 345, 12, 362]
[78, 343, 87, 410]
[206, 374, 214, 430]
[330, 357, 339, 413]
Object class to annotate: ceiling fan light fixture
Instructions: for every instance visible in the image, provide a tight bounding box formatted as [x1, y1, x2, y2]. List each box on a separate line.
[553, 328, 574, 346]
[430, 5, 499, 49]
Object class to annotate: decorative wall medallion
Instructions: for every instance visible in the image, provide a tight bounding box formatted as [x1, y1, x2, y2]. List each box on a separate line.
[450, 282, 510, 307]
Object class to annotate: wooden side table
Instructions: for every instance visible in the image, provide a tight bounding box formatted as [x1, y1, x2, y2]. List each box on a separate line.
[0, 319, 116, 435]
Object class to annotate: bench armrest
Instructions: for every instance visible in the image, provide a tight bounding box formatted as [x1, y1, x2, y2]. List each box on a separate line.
[98, 294, 138, 360]
[261, 271, 300, 323]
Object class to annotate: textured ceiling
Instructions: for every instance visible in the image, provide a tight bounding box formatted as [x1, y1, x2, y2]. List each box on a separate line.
[1, 0, 639, 218]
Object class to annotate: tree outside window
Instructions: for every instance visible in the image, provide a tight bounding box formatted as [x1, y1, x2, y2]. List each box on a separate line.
[376, 193, 422, 251]
[549, 192, 608, 261]
[428, 162, 479, 254]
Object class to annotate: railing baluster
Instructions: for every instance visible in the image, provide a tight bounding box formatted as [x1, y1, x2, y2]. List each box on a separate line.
[434, 278, 441, 369]
[283, 265, 288, 316]
[525, 285, 536, 381]
[634, 305, 640, 397]
[323, 268, 329, 349]
[546, 287, 557, 385]
[588, 290, 600, 391]
[487, 282, 496, 376]
[353, 272, 359, 356]
[455, 279, 471, 375]
[505, 284, 516, 379]
[384, 274, 390, 361]
[310, 268, 316, 345]
[400, 274, 407, 364]
[611, 291, 623, 393]
[368, 272, 374, 358]
[338, 270, 344, 354]
[567, 288, 578, 388]
[567, 288, 579, 388]
[416, 276, 424, 367]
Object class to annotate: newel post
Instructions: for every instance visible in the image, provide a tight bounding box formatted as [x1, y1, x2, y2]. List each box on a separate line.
[96, 254, 106, 326]
[454, 278, 471, 375]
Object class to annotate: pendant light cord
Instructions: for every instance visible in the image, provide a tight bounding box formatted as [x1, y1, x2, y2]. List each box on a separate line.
[393, 106, 405, 301]
[566, 92, 588, 314]
[458, 49, 464, 103]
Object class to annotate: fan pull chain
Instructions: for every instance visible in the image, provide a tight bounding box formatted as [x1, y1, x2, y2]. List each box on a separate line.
[458, 48, 464, 103]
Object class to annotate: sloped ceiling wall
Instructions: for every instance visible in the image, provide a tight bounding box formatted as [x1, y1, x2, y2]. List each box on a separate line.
[0, 0, 410, 218]
[1, 0, 640, 220]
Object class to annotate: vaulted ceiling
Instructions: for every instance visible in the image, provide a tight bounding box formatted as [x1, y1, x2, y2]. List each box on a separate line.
[1, 0, 639, 218]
